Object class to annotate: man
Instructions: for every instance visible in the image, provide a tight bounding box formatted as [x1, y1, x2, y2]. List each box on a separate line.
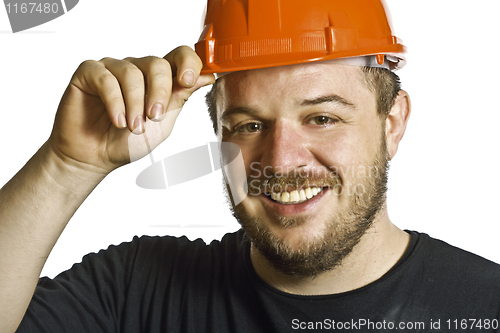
[1, 0, 500, 332]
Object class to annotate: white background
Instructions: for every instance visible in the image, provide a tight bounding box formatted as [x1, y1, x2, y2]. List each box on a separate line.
[1, 0, 499, 278]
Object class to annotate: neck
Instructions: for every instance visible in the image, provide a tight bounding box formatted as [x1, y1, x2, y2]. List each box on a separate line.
[249, 207, 410, 296]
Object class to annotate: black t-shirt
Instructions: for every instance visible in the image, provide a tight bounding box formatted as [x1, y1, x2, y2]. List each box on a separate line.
[17, 230, 500, 332]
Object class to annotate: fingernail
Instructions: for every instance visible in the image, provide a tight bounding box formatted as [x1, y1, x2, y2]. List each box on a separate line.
[132, 116, 145, 134]
[181, 69, 195, 86]
[117, 113, 127, 128]
[151, 103, 164, 121]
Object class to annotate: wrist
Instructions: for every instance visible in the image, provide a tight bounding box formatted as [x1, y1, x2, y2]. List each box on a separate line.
[39, 141, 108, 193]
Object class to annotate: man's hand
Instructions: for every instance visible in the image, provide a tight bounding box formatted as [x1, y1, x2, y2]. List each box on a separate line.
[48, 46, 215, 175]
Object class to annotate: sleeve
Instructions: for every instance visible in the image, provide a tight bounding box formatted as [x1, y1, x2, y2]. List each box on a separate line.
[16, 237, 142, 333]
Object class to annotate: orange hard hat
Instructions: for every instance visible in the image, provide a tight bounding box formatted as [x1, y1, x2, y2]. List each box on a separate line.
[195, 0, 406, 74]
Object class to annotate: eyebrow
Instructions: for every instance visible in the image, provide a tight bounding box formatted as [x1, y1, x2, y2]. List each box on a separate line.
[299, 94, 356, 109]
[220, 94, 356, 122]
[221, 106, 257, 123]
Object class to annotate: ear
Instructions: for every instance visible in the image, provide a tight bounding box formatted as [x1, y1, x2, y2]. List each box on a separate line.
[385, 90, 411, 160]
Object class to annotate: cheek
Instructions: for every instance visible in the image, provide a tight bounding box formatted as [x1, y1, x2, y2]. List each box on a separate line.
[309, 127, 355, 157]
[239, 143, 263, 178]
[307, 126, 382, 175]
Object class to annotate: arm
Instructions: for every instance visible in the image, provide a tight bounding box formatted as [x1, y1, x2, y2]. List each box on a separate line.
[0, 142, 106, 332]
[0, 46, 215, 333]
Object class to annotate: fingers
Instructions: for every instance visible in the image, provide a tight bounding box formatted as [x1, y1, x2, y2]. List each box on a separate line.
[163, 46, 215, 112]
[164, 45, 204, 88]
[100, 57, 149, 133]
[124, 56, 173, 123]
[71, 60, 128, 130]
[71, 48, 215, 135]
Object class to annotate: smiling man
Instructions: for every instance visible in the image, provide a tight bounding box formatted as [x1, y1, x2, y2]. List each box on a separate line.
[2, 0, 500, 332]
[216, 63, 409, 291]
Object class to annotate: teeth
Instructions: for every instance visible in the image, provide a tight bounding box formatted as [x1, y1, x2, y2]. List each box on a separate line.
[269, 187, 323, 204]
[299, 189, 306, 201]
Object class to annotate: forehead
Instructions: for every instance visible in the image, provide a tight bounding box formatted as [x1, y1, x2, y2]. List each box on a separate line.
[217, 63, 372, 114]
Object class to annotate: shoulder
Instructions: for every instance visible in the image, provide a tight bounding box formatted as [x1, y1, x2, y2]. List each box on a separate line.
[101, 229, 246, 265]
[58, 229, 246, 280]
[407, 230, 500, 291]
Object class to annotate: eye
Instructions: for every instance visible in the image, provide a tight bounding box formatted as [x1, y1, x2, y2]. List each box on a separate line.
[237, 122, 262, 133]
[308, 115, 338, 126]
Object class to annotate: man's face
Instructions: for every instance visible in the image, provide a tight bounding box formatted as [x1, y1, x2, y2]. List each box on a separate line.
[217, 63, 389, 277]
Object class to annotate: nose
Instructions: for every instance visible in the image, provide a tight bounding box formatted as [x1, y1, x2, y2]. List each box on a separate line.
[260, 120, 311, 175]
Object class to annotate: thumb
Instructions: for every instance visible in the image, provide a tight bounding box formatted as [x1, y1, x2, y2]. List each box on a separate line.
[167, 73, 215, 112]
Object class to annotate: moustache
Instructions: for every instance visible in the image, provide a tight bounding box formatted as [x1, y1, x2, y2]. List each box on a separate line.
[247, 172, 341, 196]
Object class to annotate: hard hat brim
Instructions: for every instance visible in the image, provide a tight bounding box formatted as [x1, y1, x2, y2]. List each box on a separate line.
[197, 43, 406, 75]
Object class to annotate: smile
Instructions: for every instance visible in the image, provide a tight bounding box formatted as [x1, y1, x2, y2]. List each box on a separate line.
[264, 187, 324, 205]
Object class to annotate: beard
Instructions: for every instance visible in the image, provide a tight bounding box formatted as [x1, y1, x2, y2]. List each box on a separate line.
[224, 139, 390, 279]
